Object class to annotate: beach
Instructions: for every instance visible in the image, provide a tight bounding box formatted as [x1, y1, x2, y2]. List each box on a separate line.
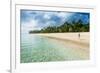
[33, 32, 90, 51]
[21, 10, 90, 62]
[21, 32, 90, 63]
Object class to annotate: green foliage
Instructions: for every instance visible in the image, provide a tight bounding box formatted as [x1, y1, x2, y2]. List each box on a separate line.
[29, 19, 89, 33]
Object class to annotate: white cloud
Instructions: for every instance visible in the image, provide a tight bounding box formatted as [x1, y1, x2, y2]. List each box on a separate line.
[58, 12, 70, 17]
[43, 13, 51, 19]
[21, 19, 41, 33]
[21, 11, 74, 33]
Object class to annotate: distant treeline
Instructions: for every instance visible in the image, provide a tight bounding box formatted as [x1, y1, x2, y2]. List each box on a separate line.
[29, 19, 89, 33]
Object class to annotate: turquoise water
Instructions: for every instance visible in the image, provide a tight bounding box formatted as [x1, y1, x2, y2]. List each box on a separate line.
[20, 33, 89, 63]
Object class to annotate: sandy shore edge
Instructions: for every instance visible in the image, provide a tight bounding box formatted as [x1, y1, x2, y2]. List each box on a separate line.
[32, 32, 90, 49]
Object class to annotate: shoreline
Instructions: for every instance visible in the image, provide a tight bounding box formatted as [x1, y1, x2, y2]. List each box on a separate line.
[31, 32, 90, 50]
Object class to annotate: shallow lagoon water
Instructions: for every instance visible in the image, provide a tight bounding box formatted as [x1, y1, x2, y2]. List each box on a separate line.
[20, 33, 89, 63]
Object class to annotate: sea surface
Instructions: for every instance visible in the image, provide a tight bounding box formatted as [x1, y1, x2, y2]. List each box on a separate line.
[20, 33, 89, 63]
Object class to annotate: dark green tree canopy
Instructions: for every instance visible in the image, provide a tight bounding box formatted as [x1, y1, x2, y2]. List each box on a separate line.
[29, 19, 89, 33]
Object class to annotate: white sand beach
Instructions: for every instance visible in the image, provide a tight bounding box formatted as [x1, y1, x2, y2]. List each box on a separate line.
[33, 32, 90, 51]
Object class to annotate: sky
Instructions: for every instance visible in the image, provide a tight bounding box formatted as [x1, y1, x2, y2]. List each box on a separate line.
[20, 10, 90, 33]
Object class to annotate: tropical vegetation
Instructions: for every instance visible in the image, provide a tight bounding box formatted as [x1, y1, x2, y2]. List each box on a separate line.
[29, 19, 89, 33]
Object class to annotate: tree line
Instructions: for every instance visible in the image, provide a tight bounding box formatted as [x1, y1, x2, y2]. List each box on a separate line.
[29, 19, 89, 33]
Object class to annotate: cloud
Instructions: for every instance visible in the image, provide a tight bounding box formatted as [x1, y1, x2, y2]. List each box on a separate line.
[21, 11, 73, 33]
[21, 19, 41, 33]
[43, 13, 51, 19]
[21, 10, 89, 33]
